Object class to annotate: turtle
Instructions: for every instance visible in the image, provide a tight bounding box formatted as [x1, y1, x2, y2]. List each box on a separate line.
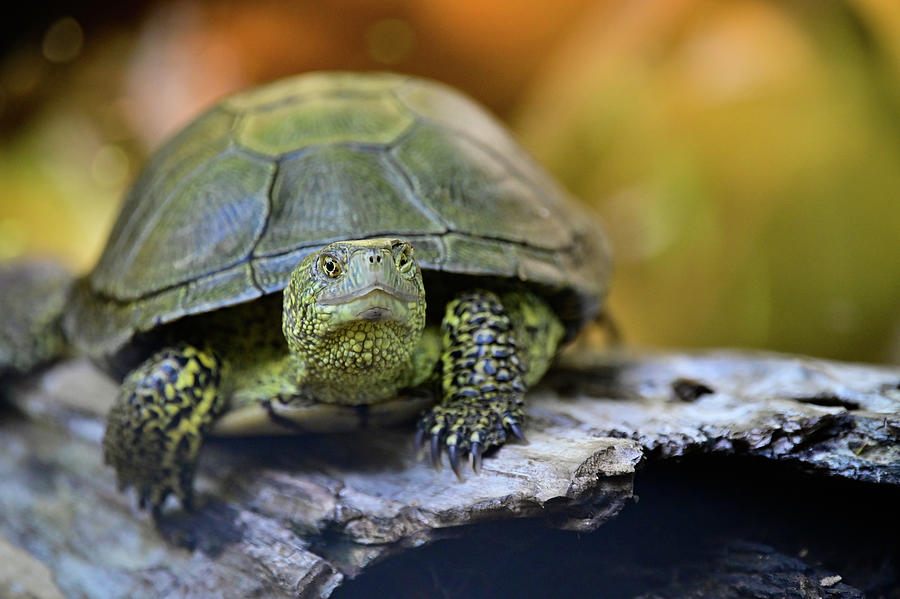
[0, 72, 611, 513]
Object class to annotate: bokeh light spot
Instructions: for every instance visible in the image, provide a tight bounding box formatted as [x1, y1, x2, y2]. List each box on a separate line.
[0, 219, 27, 261]
[366, 18, 415, 65]
[2, 50, 45, 95]
[42, 17, 84, 64]
[91, 145, 129, 189]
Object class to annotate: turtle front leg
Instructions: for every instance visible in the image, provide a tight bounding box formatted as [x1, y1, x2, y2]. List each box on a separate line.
[418, 289, 563, 477]
[103, 345, 224, 514]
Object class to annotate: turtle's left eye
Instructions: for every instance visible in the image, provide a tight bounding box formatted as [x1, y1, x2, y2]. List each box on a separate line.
[318, 253, 342, 278]
[394, 243, 415, 276]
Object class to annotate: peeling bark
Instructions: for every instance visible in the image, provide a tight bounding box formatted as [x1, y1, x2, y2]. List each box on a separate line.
[1, 350, 897, 598]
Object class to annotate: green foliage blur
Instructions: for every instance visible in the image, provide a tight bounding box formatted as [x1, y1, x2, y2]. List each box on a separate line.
[514, 0, 900, 363]
[0, 0, 897, 363]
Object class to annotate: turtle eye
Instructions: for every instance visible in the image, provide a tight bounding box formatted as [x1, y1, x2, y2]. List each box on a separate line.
[394, 243, 415, 276]
[318, 253, 342, 279]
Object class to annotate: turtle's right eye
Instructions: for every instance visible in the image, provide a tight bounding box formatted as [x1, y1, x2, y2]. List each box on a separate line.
[393, 242, 415, 276]
[318, 253, 342, 278]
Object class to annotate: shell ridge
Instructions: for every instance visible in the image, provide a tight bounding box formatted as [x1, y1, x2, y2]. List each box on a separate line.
[382, 141, 451, 232]
[76, 73, 610, 360]
[247, 159, 279, 293]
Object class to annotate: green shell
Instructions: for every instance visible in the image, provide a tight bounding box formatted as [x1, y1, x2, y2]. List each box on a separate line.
[65, 72, 611, 359]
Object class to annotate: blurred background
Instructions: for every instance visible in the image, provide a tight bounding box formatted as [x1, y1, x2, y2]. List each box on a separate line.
[0, 0, 898, 363]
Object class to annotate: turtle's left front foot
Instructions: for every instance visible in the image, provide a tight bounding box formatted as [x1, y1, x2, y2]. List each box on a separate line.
[417, 394, 526, 477]
[419, 290, 532, 478]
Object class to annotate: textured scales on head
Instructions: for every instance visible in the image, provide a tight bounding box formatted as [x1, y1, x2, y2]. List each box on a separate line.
[282, 238, 429, 405]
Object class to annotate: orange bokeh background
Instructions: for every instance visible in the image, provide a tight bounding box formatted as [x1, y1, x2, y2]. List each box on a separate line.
[1, 0, 898, 363]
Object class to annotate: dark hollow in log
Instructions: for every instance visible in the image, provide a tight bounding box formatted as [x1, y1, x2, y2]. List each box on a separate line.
[1, 350, 898, 597]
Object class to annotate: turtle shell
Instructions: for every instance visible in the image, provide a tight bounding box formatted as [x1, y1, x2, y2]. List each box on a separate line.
[65, 72, 611, 360]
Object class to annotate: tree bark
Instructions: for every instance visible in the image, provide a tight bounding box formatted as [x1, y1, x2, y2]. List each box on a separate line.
[1, 350, 897, 598]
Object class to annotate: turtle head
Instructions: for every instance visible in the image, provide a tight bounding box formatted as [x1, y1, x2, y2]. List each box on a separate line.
[282, 239, 427, 397]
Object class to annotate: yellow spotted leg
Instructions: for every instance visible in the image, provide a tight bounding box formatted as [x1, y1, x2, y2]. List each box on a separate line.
[417, 289, 564, 478]
[102, 345, 223, 514]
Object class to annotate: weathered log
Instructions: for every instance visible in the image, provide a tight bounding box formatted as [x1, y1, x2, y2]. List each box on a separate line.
[634, 540, 865, 599]
[1, 350, 897, 598]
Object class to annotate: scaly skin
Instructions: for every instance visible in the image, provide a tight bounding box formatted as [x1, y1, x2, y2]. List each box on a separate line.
[418, 289, 564, 476]
[102, 345, 222, 514]
[282, 239, 430, 403]
[102, 238, 565, 511]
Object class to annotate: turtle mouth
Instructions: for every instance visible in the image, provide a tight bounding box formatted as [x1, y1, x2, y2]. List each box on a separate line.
[320, 287, 411, 322]
[318, 282, 417, 305]
[356, 306, 393, 321]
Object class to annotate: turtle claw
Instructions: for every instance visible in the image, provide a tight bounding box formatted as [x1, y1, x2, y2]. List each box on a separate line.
[430, 433, 443, 471]
[414, 427, 425, 451]
[470, 441, 483, 475]
[448, 444, 464, 481]
[509, 421, 528, 443]
[416, 395, 524, 478]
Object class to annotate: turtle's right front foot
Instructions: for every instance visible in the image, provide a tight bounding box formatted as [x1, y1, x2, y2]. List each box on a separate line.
[102, 345, 222, 514]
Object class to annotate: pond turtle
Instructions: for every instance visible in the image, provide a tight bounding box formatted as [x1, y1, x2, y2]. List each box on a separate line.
[1, 72, 611, 513]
